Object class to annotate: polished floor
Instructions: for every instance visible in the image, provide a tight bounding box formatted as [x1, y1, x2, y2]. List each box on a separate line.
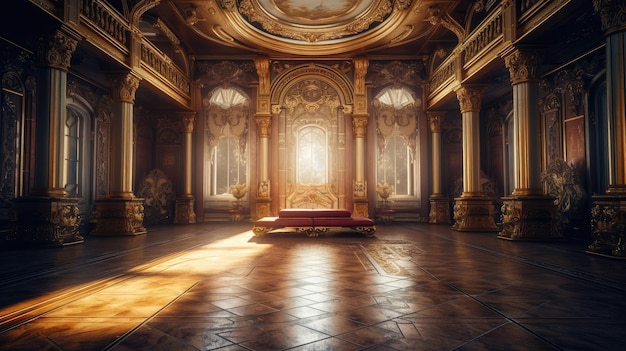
[1, 221, 625, 350]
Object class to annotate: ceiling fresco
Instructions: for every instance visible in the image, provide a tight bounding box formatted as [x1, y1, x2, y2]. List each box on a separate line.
[154, 0, 464, 57]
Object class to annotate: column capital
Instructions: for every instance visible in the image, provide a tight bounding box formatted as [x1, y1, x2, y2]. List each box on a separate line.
[427, 111, 446, 133]
[502, 47, 543, 84]
[256, 115, 271, 138]
[37, 29, 78, 71]
[352, 115, 368, 138]
[179, 112, 196, 133]
[592, 0, 626, 34]
[455, 86, 486, 113]
[109, 72, 141, 103]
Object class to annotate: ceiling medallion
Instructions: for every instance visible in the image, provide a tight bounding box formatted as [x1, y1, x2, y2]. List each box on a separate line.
[238, 0, 393, 42]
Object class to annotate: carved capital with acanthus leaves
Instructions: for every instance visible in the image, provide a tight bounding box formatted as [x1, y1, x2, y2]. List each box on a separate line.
[352, 116, 368, 138]
[37, 30, 78, 71]
[109, 73, 141, 103]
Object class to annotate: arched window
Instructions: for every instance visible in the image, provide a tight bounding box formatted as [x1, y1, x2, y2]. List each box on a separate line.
[203, 87, 249, 201]
[374, 86, 419, 198]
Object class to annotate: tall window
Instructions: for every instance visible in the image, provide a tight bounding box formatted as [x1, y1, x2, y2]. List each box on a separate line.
[65, 109, 81, 197]
[374, 86, 418, 196]
[204, 87, 249, 199]
[297, 126, 327, 184]
[212, 127, 246, 195]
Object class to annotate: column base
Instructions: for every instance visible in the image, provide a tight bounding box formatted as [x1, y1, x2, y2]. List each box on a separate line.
[429, 196, 451, 224]
[586, 194, 626, 259]
[452, 197, 498, 231]
[174, 197, 196, 224]
[91, 198, 147, 236]
[255, 197, 272, 220]
[353, 199, 369, 218]
[10, 197, 84, 247]
[498, 195, 560, 240]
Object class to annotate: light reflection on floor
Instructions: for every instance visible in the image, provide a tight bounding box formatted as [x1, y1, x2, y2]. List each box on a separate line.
[1, 222, 625, 350]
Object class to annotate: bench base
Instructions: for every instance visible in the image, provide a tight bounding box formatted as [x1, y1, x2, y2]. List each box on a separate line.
[252, 209, 376, 238]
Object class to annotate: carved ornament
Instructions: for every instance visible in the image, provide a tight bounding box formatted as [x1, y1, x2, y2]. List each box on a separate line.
[592, 0, 626, 33]
[503, 49, 543, 84]
[37, 30, 78, 71]
[109, 73, 141, 103]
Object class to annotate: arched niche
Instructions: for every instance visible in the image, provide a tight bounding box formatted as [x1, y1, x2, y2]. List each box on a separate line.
[269, 63, 354, 210]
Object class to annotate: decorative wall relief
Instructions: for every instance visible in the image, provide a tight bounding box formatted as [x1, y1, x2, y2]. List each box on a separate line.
[541, 158, 586, 236]
[137, 169, 175, 225]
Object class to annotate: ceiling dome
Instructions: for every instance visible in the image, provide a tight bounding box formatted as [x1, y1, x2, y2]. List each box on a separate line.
[239, 0, 393, 42]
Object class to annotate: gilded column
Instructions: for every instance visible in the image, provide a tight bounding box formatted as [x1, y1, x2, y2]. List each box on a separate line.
[499, 47, 559, 240]
[13, 29, 84, 246]
[428, 111, 450, 223]
[588, 0, 626, 257]
[352, 57, 369, 217]
[175, 113, 197, 224]
[255, 57, 272, 218]
[91, 72, 147, 236]
[452, 86, 498, 231]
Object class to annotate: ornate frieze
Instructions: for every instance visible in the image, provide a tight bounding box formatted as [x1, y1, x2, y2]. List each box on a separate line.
[368, 60, 426, 87]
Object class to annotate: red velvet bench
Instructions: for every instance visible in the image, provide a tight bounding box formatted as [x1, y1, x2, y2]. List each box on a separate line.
[253, 209, 376, 237]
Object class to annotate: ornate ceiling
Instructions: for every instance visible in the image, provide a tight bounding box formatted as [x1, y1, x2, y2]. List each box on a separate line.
[154, 0, 465, 58]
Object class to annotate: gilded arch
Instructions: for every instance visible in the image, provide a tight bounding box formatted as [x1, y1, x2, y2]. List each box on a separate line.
[270, 63, 354, 108]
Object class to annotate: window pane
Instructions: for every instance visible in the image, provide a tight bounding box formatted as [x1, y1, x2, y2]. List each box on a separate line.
[298, 126, 326, 184]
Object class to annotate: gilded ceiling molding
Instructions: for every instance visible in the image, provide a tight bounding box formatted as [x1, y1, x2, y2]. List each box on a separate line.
[426, 7, 464, 42]
[152, 18, 180, 45]
[238, 0, 393, 42]
[130, 0, 161, 26]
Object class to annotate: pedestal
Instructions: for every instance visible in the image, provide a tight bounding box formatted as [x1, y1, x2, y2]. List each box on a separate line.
[174, 197, 196, 224]
[452, 197, 498, 231]
[586, 195, 626, 259]
[11, 197, 84, 246]
[429, 196, 451, 224]
[91, 198, 147, 236]
[255, 197, 271, 220]
[498, 195, 560, 240]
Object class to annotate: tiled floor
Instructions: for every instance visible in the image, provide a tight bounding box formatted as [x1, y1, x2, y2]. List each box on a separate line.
[1, 222, 625, 350]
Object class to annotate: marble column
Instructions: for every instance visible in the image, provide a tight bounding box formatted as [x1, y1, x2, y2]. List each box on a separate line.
[352, 57, 369, 217]
[499, 47, 559, 240]
[428, 111, 451, 224]
[254, 57, 272, 219]
[587, 0, 626, 257]
[91, 72, 147, 236]
[13, 29, 84, 246]
[452, 86, 498, 231]
[174, 113, 197, 224]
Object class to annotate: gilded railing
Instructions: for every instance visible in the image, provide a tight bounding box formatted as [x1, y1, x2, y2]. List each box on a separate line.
[462, 9, 503, 66]
[140, 40, 190, 96]
[80, 0, 128, 47]
[429, 56, 455, 97]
